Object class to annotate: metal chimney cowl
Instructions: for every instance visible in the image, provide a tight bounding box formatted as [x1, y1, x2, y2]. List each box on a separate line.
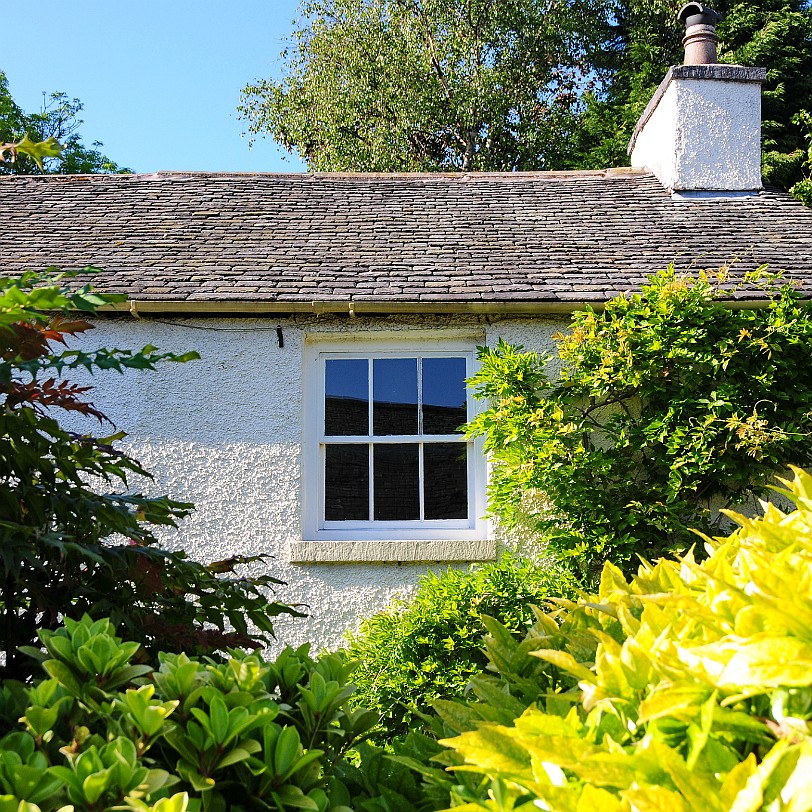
[679, 3, 722, 65]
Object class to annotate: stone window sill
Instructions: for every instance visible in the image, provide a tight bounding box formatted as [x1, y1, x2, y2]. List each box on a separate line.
[288, 539, 497, 564]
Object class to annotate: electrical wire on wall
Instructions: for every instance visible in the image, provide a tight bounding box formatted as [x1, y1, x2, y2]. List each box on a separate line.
[134, 318, 287, 347]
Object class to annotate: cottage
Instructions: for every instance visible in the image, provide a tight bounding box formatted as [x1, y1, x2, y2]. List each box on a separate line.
[3, 8, 812, 648]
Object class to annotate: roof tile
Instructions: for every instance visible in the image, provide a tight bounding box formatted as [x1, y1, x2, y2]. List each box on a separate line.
[1, 171, 810, 307]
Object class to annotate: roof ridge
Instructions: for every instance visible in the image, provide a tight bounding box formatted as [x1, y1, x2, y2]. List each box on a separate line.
[0, 167, 651, 182]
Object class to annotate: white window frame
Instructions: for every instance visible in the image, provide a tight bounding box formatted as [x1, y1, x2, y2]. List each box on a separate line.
[301, 333, 488, 544]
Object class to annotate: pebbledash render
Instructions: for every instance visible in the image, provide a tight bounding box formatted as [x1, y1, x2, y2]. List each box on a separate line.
[3, 7, 812, 649]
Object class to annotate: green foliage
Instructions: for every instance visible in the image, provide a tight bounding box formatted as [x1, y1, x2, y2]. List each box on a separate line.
[241, 1, 812, 183]
[331, 731, 457, 812]
[0, 132, 63, 171]
[437, 466, 812, 811]
[336, 592, 592, 812]
[0, 70, 129, 174]
[467, 267, 812, 579]
[344, 553, 580, 738]
[239, 0, 605, 172]
[790, 109, 812, 206]
[0, 270, 302, 678]
[0, 614, 376, 812]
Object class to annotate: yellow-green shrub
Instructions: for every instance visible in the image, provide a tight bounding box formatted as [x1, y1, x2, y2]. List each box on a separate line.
[440, 468, 812, 811]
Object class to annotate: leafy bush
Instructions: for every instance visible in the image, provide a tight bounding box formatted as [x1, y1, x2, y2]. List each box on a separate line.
[0, 614, 377, 812]
[467, 267, 812, 579]
[790, 109, 812, 207]
[330, 733, 452, 812]
[344, 553, 579, 738]
[0, 270, 301, 677]
[437, 467, 812, 810]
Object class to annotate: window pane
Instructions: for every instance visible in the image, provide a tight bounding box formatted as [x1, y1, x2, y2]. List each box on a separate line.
[424, 443, 468, 519]
[423, 357, 467, 434]
[373, 444, 419, 520]
[373, 358, 418, 435]
[325, 359, 368, 436]
[325, 444, 369, 520]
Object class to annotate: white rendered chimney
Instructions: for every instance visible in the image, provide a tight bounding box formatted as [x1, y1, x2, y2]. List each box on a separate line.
[628, 4, 766, 196]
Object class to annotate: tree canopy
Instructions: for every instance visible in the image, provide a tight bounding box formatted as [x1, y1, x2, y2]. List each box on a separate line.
[241, 0, 812, 185]
[240, 0, 605, 172]
[0, 70, 130, 175]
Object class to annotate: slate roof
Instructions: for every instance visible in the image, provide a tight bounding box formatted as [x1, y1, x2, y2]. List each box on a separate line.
[1, 170, 811, 312]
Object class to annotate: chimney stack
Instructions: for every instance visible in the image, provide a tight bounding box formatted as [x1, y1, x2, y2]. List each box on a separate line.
[679, 3, 721, 65]
[628, 5, 765, 197]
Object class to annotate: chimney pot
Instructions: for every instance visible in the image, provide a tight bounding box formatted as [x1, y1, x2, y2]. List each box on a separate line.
[679, 3, 721, 64]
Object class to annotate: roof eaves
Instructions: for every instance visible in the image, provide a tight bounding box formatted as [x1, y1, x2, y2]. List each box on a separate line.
[107, 299, 592, 317]
[104, 296, 775, 318]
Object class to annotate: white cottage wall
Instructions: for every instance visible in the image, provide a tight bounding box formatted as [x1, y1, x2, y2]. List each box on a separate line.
[64, 313, 566, 652]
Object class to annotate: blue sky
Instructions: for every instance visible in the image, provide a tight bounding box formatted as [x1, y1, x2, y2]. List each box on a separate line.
[2, 1, 307, 173]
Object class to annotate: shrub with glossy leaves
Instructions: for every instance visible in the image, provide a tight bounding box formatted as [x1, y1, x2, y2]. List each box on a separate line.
[0, 615, 377, 812]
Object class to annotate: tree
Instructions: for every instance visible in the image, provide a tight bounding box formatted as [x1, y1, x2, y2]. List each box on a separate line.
[567, 0, 812, 189]
[243, 0, 812, 186]
[0, 70, 130, 175]
[466, 267, 812, 580]
[788, 108, 812, 204]
[239, 0, 606, 172]
[0, 267, 302, 679]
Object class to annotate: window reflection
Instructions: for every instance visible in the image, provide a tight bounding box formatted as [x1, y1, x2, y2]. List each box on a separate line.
[423, 357, 467, 434]
[373, 358, 418, 435]
[322, 354, 471, 526]
[325, 359, 368, 436]
[373, 444, 419, 520]
[325, 444, 369, 520]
